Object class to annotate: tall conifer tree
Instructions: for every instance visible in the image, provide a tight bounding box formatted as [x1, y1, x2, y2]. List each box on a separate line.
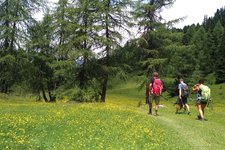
[0, 0, 44, 93]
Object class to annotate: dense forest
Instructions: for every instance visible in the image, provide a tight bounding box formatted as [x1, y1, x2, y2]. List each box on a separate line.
[0, 0, 225, 102]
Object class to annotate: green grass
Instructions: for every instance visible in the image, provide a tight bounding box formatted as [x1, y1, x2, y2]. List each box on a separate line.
[0, 82, 225, 149]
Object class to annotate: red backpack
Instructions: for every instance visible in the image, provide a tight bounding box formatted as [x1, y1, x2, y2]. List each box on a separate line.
[152, 79, 162, 95]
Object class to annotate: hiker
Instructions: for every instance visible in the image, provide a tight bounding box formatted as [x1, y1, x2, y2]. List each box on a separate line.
[192, 79, 211, 121]
[148, 72, 163, 116]
[175, 78, 190, 114]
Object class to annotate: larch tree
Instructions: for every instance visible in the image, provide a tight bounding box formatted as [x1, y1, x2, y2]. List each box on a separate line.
[51, 0, 107, 102]
[26, 13, 56, 102]
[213, 21, 225, 83]
[96, 0, 132, 102]
[132, 0, 175, 76]
[0, 0, 44, 93]
[51, 0, 76, 90]
[191, 26, 210, 76]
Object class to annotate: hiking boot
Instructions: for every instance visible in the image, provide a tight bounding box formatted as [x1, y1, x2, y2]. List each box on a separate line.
[149, 109, 152, 115]
[197, 115, 201, 120]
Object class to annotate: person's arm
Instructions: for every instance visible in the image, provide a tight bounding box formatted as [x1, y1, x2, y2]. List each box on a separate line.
[192, 84, 200, 93]
[178, 85, 182, 99]
[179, 89, 182, 99]
[149, 83, 152, 95]
[149, 78, 154, 95]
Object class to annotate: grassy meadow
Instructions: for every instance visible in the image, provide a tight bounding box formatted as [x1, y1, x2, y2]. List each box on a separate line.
[0, 81, 225, 149]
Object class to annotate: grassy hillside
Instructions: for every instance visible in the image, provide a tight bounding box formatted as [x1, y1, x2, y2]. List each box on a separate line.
[0, 81, 224, 149]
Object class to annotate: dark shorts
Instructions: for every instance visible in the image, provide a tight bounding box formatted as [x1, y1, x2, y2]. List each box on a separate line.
[196, 98, 207, 105]
[175, 98, 183, 105]
[175, 96, 187, 105]
[182, 96, 188, 104]
[149, 95, 160, 105]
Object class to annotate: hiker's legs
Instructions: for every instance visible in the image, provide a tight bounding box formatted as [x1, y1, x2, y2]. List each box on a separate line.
[175, 99, 180, 113]
[154, 95, 160, 115]
[197, 104, 204, 119]
[185, 104, 190, 114]
[175, 104, 179, 113]
[175, 98, 182, 113]
[182, 96, 189, 112]
[185, 103, 189, 111]
[201, 103, 207, 116]
[149, 102, 152, 114]
[146, 93, 149, 105]
[196, 98, 203, 119]
[148, 95, 153, 114]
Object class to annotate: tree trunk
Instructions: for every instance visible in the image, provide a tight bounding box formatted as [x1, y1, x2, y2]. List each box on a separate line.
[47, 80, 56, 102]
[9, 21, 16, 54]
[4, 84, 8, 94]
[101, 1, 110, 102]
[41, 86, 48, 102]
[79, 12, 88, 89]
[1, 80, 8, 93]
[101, 74, 108, 102]
[48, 91, 56, 102]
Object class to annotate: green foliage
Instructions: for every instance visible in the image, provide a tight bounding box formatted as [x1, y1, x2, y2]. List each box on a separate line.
[214, 22, 225, 83]
[164, 44, 195, 78]
[205, 73, 216, 85]
[133, 0, 175, 31]
[182, 25, 196, 45]
[189, 65, 204, 86]
[0, 55, 16, 93]
[57, 87, 100, 102]
[162, 77, 178, 97]
[55, 77, 102, 102]
[0, 0, 44, 53]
